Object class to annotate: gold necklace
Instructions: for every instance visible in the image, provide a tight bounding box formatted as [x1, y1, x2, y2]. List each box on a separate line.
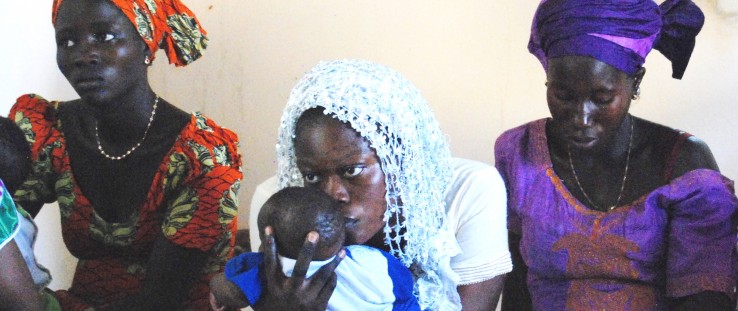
[95, 96, 159, 161]
[567, 116, 634, 211]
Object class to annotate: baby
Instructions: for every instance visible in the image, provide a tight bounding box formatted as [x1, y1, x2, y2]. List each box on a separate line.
[209, 186, 418, 310]
[0, 116, 57, 310]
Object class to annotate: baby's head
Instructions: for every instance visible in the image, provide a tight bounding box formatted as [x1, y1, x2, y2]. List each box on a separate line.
[0, 116, 31, 193]
[257, 187, 345, 261]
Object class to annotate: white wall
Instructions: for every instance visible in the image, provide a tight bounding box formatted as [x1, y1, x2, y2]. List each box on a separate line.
[1, 0, 736, 290]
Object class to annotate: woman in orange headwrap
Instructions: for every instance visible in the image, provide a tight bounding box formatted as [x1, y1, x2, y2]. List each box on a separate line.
[8, 0, 242, 310]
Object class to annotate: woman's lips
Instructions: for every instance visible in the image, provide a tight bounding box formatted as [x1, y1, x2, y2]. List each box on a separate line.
[569, 136, 596, 144]
[567, 135, 597, 148]
[74, 77, 104, 90]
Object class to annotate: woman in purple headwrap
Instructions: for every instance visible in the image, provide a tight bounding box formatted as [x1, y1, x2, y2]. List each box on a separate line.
[495, 0, 737, 310]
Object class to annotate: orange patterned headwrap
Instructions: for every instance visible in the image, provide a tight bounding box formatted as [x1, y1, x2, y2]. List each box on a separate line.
[51, 0, 208, 67]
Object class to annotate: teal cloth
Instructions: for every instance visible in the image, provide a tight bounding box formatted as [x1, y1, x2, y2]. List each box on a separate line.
[0, 179, 20, 250]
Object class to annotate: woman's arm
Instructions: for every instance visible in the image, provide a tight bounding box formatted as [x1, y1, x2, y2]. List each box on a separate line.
[502, 232, 533, 311]
[10, 95, 60, 219]
[667, 138, 731, 311]
[670, 136, 719, 179]
[446, 159, 513, 309]
[101, 236, 209, 311]
[0, 240, 44, 311]
[662, 169, 737, 310]
[253, 227, 344, 311]
[458, 275, 505, 311]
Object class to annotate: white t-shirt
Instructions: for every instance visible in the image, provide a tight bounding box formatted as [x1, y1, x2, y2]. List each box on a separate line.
[249, 158, 512, 285]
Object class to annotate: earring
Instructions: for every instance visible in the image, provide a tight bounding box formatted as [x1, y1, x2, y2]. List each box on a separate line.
[144, 56, 151, 65]
[631, 86, 640, 100]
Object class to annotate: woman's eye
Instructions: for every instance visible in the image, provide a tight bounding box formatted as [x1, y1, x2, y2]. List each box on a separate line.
[58, 39, 75, 48]
[594, 96, 615, 105]
[303, 173, 320, 184]
[553, 91, 573, 101]
[95, 33, 115, 42]
[342, 167, 364, 178]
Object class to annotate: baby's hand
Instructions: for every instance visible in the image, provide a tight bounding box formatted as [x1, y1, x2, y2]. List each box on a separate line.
[209, 273, 249, 310]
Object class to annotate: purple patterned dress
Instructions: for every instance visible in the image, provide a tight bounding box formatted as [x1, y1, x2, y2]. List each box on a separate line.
[495, 119, 737, 310]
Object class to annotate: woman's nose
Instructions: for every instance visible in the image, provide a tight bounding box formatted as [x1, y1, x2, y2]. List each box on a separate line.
[323, 176, 349, 203]
[73, 41, 100, 66]
[573, 101, 595, 128]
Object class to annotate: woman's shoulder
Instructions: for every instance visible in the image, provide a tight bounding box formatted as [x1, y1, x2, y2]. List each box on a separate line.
[176, 112, 242, 170]
[659, 169, 735, 218]
[9, 94, 58, 123]
[495, 119, 547, 151]
[449, 158, 504, 187]
[184, 112, 240, 146]
[671, 135, 718, 174]
[494, 118, 548, 166]
[445, 158, 506, 214]
[638, 118, 719, 180]
[496, 119, 547, 144]
[9, 94, 72, 153]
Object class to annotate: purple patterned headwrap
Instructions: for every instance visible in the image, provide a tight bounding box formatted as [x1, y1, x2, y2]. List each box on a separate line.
[529, 0, 704, 79]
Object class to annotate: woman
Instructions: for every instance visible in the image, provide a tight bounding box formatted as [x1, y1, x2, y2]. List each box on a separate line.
[495, 0, 737, 310]
[249, 59, 511, 311]
[9, 0, 242, 309]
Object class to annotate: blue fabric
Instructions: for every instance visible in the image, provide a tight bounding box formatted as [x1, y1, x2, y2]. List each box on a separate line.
[372, 248, 420, 311]
[225, 245, 420, 310]
[224, 252, 264, 306]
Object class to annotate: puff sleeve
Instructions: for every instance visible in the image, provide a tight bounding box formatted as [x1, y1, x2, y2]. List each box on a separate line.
[8, 94, 62, 207]
[159, 112, 242, 254]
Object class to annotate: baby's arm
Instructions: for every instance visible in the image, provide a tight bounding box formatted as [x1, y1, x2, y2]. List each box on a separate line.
[209, 273, 249, 310]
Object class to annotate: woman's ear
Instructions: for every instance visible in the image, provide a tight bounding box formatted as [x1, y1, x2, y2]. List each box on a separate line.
[633, 67, 646, 91]
[143, 44, 152, 66]
[630, 67, 646, 100]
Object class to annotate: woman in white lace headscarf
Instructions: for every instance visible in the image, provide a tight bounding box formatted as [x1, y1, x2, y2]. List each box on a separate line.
[253, 59, 511, 310]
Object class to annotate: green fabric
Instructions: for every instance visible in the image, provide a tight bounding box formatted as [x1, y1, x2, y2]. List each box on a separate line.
[0, 180, 20, 249]
[41, 289, 62, 311]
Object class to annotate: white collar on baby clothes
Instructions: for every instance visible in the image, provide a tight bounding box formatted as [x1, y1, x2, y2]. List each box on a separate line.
[278, 254, 336, 278]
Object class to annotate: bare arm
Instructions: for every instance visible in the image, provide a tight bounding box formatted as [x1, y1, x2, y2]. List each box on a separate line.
[101, 236, 209, 311]
[668, 137, 732, 310]
[253, 227, 344, 311]
[502, 232, 533, 311]
[670, 136, 719, 179]
[458, 274, 505, 311]
[0, 240, 44, 311]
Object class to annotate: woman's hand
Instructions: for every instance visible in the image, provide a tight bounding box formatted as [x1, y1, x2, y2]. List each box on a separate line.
[254, 226, 344, 311]
[100, 236, 210, 311]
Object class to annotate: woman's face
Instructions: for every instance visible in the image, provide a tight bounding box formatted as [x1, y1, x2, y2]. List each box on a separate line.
[546, 56, 639, 153]
[294, 115, 387, 246]
[54, 0, 149, 107]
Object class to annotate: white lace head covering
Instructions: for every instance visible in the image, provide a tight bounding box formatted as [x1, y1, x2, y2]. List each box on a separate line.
[276, 59, 461, 310]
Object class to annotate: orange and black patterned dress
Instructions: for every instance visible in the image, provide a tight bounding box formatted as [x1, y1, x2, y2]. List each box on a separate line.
[10, 94, 242, 310]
